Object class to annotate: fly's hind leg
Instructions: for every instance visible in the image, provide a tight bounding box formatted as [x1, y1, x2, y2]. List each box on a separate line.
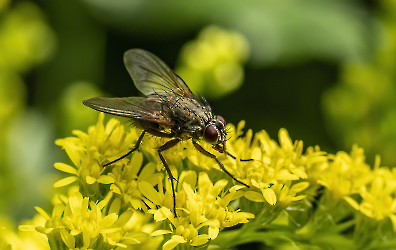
[104, 131, 146, 167]
[158, 138, 181, 218]
[193, 141, 249, 188]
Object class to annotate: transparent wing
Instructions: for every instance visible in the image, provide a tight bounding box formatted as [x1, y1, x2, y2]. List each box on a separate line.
[83, 96, 175, 126]
[124, 49, 195, 98]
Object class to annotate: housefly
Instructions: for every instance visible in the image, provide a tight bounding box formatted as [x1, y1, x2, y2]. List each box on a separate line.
[83, 49, 250, 217]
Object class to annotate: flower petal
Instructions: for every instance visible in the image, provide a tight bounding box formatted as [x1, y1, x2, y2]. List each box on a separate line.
[18, 225, 36, 232]
[35, 206, 51, 220]
[60, 228, 75, 249]
[101, 213, 119, 228]
[139, 181, 161, 205]
[290, 182, 310, 193]
[191, 234, 210, 246]
[110, 184, 121, 194]
[279, 128, 293, 151]
[262, 188, 276, 205]
[172, 235, 187, 243]
[163, 235, 187, 250]
[54, 163, 77, 175]
[344, 196, 360, 210]
[208, 225, 219, 239]
[109, 197, 121, 215]
[97, 175, 115, 184]
[244, 191, 265, 202]
[53, 176, 78, 188]
[151, 230, 172, 236]
[86, 175, 96, 184]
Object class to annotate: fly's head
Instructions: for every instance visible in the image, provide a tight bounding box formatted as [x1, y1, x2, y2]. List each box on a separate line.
[203, 115, 227, 153]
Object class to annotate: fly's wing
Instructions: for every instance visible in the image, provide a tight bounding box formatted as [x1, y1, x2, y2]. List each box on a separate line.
[124, 49, 195, 99]
[83, 96, 175, 126]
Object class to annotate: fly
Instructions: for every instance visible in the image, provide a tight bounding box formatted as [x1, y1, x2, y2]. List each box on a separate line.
[83, 49, 250, 217]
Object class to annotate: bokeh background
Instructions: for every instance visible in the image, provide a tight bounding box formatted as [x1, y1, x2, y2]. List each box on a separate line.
[0, 0, 394, 241]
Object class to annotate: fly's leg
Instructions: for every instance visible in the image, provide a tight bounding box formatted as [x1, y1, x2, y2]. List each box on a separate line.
[213, 144, 254, 162]
[104, 131, 146, 167]
[103, 128, 174, 168]
[193, 141, 249, 188]
[225, 151, 254, 162]
[158, 138, 180, 218]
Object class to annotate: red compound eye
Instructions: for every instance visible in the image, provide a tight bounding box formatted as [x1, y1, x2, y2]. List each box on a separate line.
[216, 115, 226, 126]
[204, 125, 218, 143]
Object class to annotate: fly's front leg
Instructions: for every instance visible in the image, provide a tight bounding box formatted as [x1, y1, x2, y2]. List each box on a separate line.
[194, 141, 249, 188]
[212, 144, 254, 162]
[225, 151, 254, 162]
[158, 138, 180, 217]
[104, 131, 146, 167]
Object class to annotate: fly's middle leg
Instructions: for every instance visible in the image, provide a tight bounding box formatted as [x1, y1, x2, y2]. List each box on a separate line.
[158, 138, 180, 218]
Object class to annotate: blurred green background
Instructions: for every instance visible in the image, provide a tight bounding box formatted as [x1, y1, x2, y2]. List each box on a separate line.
[0, 0, 394, 240]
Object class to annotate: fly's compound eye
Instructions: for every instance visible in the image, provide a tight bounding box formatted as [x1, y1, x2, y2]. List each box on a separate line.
[204, 125, 218, 143]
[216, 115, 226, 126]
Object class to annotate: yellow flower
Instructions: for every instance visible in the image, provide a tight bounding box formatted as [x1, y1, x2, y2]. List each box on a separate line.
[108, 151, 163, 212]
[19, 111, 395, 249]
[53, 113, 138, 195]
[19, 192, 149, 249]
[223, 122, 312, 214]
[1, 215, 49, 250]
[317, 144, 372, 205]
[141, 171, 254, 249]
[358, 156, 396, 231]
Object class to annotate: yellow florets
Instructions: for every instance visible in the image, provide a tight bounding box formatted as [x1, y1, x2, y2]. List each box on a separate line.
[19, 191, 150, 249]
[19, 113, 396, 249]
[144, 171, 254, 249]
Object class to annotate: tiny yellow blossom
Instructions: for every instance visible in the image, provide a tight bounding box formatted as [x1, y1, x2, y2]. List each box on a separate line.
[358, 156, 396, 231]
[317, 144, 373, 204]
[19, 192, 149, 249]
[222, 122, 312, 216]
[54, 113, 139, 198]
[141, 171, 254, 249]
[108, 151, 163, 212]
[2, 215, 49, 250]
[21, 111, 394, 249]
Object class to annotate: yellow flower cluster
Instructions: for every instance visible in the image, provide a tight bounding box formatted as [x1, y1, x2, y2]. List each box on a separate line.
[1, 215, 49, 250]
[19, 113, 395, 249]
[217, 123, 318, 214]
[19, 191, 151, 249]
[53, 114, 138, 190]
[311, 145, 396, 231]
[141, 171, 254, 250]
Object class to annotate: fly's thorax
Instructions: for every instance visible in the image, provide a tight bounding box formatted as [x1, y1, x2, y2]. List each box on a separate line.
[166, 96, 212, 138]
